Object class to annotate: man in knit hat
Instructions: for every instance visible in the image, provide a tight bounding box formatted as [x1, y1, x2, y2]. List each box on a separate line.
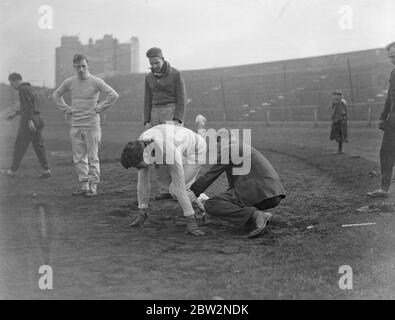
[144, 47, 187, 200]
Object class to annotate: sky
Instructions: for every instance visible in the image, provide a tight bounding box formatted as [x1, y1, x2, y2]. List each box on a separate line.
[1, 0, 395, 87]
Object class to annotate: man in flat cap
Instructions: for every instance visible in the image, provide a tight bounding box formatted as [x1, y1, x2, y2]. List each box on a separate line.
[144, 47, 188, 200]
[368, 42, 395, 198]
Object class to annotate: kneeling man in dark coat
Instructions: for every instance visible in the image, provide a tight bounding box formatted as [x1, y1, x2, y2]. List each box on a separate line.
[190, 128, 286, 238]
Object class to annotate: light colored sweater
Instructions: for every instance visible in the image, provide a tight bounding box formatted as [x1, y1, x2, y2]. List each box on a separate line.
[137, 124, 207, 217]
[53, 74, 119, 129]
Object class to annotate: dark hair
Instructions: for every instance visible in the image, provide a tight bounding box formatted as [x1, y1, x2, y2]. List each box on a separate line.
[8, 73, 22, 81]
[121, 141, 145, 169]
[333, 90, 343, 96]
[73, 53, 89, 65]
[146, 47, 163, 59]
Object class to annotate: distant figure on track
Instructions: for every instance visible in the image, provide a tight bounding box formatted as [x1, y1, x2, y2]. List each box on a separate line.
[329, 90, 348, 154]
[1, 73, 51, 179]
[367, 42, 395, 198]
[53, 53, 119, 197]
[190, 128, 286, 238]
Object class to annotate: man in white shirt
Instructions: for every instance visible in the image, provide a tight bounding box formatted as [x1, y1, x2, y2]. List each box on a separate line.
[121, 124, 207, 236]
[53, 53, 119, 196]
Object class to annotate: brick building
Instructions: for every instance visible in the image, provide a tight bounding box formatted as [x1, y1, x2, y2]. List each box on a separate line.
[55, 35, 139, 86]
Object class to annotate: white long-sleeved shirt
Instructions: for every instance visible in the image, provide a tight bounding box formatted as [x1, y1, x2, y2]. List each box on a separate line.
[53, 74, 119, 130]
[137, 124, 207, 217]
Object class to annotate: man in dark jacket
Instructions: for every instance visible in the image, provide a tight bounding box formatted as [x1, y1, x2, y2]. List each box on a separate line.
[1, 73, 51, 178]
[144, 47, 187, 200]
[144, 47, 186, 127]
[190, 128, 286, 238]
[367, 42, 395, 198]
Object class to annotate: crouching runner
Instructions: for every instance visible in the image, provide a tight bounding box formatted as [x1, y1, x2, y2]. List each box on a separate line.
[190, 128, 286, 238]
[121, 124, 207, 236]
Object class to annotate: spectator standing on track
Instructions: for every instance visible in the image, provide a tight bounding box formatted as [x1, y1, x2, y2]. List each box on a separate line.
[329, 90, 348, 154]
[367, 42, 395, 198]
[143, 47, 187, 201]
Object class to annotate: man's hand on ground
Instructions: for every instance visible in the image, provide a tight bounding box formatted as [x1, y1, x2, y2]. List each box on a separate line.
[130, 208, 149, 227]
[191, 193, 209, 225]
[195, 211, 209, 225]
[185, 215, 205, 236]
[194, 197, 205, 211]
[192, 199, 208, 225]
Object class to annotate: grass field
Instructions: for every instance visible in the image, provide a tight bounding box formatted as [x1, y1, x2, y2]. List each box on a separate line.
[1, 119, 395, 299]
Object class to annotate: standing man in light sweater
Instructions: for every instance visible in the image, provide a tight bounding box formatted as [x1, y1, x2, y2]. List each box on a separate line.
[53, 53, 119, 196]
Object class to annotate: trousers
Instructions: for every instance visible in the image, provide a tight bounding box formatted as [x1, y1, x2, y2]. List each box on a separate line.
[380, 127, 395, 191]
[11, 117, 50, 172]
[204, 190, 283, 226]
[70, 127, 101, 186]
[151, 103, 182, 126]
